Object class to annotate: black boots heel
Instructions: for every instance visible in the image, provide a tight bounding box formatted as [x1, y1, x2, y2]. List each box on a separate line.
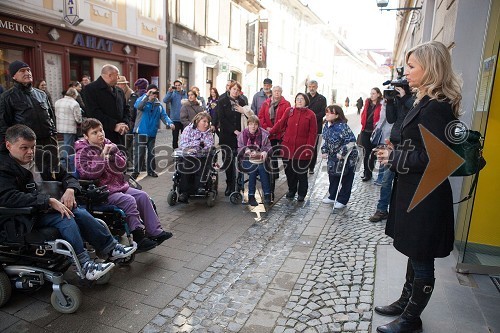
[375, 260, 414, 316]
[376, 278, 435, 333]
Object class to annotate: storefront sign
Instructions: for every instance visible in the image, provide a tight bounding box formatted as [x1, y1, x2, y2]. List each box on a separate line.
[64, 0, 83, 26]
[73, 33, 113, 52]
[0, 19, 34, 34]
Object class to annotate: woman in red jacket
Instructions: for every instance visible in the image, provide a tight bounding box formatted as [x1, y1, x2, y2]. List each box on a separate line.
[258, 85, 291, 192]
[270, 93, 317, 202]
[359, 87, 383, 181]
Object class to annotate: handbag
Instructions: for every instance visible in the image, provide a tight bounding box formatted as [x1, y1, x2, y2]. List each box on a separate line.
[450, 130, 486, 177]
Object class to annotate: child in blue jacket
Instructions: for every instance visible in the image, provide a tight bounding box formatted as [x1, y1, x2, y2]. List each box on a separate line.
[132, 88, 175, 178]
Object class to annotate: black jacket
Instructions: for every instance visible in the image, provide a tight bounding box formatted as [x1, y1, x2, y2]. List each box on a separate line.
[82, 76, 130, 145]
[0, 150, 81, 211]
[0, 82, 57, 144]
[307, 92, 327, 134]
[386, 96, 456, 260]
[215, 94, 248, 149]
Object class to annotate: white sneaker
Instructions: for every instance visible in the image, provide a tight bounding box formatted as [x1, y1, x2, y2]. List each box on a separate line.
[109, 243, 137, 261]
[322, 198, 336, 204]
[334, 202, 346, 209]
[81, 260, 115, 280]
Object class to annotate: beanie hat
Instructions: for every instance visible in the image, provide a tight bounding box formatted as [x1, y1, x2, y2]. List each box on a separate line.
[146, 84, 158, 91]
[263, 78, 272, 85]
[134, 78, 149, 90]
[9, 60, 30, 77]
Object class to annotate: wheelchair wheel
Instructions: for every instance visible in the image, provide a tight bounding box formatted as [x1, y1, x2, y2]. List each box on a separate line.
[229, 192, 242, 205]
[95, 271, 111, 285]
[167, 190, 177, 206]
[117, 252, 135, 266]
[50, 284, 82, 314]
[0, 271, 12, 307]
[206, 191, 216, 207]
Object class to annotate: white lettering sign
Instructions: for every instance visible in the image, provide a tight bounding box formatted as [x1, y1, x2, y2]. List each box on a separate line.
[0, 19, 34, 34]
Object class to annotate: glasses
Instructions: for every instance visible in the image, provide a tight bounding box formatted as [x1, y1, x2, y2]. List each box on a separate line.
[296, 97, 306, 101]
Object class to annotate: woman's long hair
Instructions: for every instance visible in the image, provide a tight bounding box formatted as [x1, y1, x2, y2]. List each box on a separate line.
[406, 41, 462, 116]
[371, 87, 383, 105]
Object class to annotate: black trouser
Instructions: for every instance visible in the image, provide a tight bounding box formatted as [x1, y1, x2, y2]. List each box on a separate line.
[309, 135, 320, 171]
[360, 130, 376, 178]
[283, 158, 310, 197]
[178, 156, 209, 194]
[221, 145, 236, 189]
[172, 121, 184, 149]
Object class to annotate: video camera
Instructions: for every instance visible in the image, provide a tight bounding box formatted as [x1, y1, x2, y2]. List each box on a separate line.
[383, 66, 410, 100]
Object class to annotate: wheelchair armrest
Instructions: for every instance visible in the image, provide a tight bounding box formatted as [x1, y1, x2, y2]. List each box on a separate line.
[0, 207, 36, 215]
[78, 179, 97, 189]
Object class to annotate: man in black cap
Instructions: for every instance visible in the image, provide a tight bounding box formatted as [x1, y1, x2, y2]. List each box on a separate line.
[0, 60, 58, 165]
[251, 78, 273, 116]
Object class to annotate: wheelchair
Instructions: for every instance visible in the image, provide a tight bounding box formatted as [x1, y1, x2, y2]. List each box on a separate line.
[0, 207, 85, 313]
[167, 148, 219, 207]
[229, 149, 275, 205]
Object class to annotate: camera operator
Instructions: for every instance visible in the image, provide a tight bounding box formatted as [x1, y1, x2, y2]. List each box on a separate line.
[369, 84, 415, 222]
[132, 88, 175, 179]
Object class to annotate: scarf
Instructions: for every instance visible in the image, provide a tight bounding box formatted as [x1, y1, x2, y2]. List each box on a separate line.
[269, 98, 279, 122]
[242, 128, 263, 149]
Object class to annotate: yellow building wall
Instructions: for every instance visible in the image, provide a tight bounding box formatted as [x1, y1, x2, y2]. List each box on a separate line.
[468, 54, 500, 246]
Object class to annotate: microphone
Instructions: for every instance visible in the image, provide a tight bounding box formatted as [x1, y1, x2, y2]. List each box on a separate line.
[382, 80, 391, 86]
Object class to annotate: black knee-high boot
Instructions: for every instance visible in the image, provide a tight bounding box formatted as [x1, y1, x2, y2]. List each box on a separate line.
[376, 278, 435, 333]
[375, 259, 414, 316]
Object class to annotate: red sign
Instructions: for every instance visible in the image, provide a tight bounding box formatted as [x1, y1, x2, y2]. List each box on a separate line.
[258, 21, 268, 68]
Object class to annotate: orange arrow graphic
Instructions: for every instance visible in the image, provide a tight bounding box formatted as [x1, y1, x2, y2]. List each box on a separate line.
[407, 124, 465, 212]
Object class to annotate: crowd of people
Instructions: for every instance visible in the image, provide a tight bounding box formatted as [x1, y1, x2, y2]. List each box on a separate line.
[0, 41, 462, 332]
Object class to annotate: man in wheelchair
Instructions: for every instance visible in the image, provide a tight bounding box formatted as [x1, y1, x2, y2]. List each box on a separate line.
[0, 124, 136, 280]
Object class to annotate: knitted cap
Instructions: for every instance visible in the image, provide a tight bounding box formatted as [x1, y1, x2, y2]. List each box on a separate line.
[134, 78, 149, 90]
[9, 60, 30, 77]
[263, 78, 272, 84]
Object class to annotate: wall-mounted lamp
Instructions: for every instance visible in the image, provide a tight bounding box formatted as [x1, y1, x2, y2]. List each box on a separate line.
[376, 0, 422, 12]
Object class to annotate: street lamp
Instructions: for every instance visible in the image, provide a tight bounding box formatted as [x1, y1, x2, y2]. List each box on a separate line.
[376, 0, 422, 12]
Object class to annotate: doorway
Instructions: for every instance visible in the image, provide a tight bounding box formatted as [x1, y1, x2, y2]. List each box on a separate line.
[138, 64, 159, 88]
[69, 54, 92, 82]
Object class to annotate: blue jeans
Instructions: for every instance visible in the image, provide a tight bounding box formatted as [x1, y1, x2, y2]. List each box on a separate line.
[376, 166, 395, 212]
[134, 134, 156, 174]
[410, 258, 435, 279]
[375, 163, 385, 183]
[242, 160, 271, 196]
[60, 133, 77, 171]
[38, 207, 116, 260]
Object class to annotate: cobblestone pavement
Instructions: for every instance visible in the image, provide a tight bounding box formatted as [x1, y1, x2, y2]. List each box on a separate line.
[143, 168, 392, 333]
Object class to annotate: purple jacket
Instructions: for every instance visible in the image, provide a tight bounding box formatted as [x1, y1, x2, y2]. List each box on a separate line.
[74, 138, 129, 194]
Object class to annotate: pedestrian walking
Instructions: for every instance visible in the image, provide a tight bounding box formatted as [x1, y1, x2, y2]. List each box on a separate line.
[359, 87, 383, 181]
[306, 80, 327, 174]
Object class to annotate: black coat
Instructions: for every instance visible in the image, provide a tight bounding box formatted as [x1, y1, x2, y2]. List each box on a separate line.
[307, 93, 327, 134]
[386, 96, 456, 260]
[0, 150, 81, 211]
[215, 95, 248, 149]
[82, 76, 130, 145]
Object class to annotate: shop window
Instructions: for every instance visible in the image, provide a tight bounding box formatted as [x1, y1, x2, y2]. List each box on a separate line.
[0, 47, 23, 92]
[205, 67, 214, 95]
[177, 60, 190, 91]
[43, 53, 63, 103]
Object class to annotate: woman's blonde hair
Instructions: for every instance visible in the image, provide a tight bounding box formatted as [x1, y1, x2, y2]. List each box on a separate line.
[406, 41, 462, 116]
[247, 115, 260, 125]
[192, 112, 211, 128]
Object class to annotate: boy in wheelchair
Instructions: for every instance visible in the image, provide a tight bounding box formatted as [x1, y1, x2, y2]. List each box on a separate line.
[75, 118, 172, 252]
[0, 124, 136, 280]
[177, 112, 215, 203]
[237, 115, 272, 206]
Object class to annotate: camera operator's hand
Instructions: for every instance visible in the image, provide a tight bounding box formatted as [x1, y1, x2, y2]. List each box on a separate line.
[395, 87, 406, 98]
[168, 86, 174, 93]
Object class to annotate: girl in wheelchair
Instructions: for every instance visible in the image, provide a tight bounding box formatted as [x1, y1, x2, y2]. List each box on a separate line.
[75, 118, 172, 252]
[237, 115, 272, 206]
[177, 112, 215, 203]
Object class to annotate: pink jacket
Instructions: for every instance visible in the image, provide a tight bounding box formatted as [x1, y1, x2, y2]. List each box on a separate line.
[74, 138, 129, 194]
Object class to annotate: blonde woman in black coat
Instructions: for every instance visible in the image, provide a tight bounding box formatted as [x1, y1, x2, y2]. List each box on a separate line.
[374, 41, 462, 333]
